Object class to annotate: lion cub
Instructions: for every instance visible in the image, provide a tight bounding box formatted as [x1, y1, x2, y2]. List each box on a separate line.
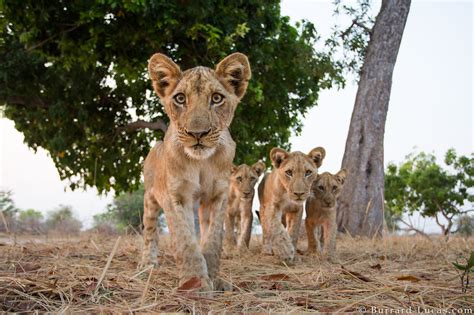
[305, 169, 347, 258]
[224, 161, 265, 250]
[141, 52, 251, 292]
[258, 147, 325, 262]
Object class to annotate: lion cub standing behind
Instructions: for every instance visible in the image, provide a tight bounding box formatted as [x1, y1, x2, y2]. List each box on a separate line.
[224, 161, 265, 250]
[258, 147, 325, 263]
[305, 170, 347, 259]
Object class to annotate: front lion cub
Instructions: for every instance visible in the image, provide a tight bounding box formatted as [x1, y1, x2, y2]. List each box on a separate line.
[305, 169, 347, 259]
[140, 52, 251, 292]
[258, 147, 325, 263]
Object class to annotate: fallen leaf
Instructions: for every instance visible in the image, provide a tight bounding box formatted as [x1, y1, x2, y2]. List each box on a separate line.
[396, 275, 421, 282]
[393, 286, 420, 294]
[370, 263, 382, 270]
[291, 297, 318, 310]
[270, 283, 284, 290]
[15, 263, 41, 273]
[341, 266, 372, 282]
[296, 249, 305, 255]
[261, 273, 290, 281]
[235, 281, 253, 290]
[177, 277, 202, 291]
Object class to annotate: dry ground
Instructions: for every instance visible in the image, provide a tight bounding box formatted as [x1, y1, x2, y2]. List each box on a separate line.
[1, 233, 473, 313]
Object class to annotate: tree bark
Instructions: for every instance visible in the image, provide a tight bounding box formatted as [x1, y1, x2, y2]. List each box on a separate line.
[337, 0, 411, 236]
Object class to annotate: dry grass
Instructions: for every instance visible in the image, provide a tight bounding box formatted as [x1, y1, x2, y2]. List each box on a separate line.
[1, 233, 473, 313]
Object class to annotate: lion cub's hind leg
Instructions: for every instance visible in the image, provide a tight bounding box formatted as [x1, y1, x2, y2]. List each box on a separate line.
[140, 190, 161, 268]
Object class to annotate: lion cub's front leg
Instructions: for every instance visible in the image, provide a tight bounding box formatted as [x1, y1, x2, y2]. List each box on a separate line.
[284, 206, 303, 250]
[201, 186, 230, 290]
[321, 214, 337, 259]
[162, 197, 212, 291]
[264, 203, 295, 263]
[140, 191, 161, 267]
[237, 204, 253, 250]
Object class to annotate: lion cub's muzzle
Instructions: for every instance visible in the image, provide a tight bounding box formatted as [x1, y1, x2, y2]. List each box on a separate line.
[185, 128, 211, 141]
[290, 191, 310, 204]
[179, 127, 221, 160]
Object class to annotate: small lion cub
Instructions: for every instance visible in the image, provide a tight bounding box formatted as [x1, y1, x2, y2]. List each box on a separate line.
[305, 169, 347, 259]
[224, 161, 265, 250]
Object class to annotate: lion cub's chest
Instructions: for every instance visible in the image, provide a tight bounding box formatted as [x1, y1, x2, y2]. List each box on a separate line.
[308, 204, 335, 225]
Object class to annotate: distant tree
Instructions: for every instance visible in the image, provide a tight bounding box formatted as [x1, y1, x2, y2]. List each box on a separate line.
[1, 0, 349, 194]
[383, 206, 401, 233]
[384, 149, 474, 236]
[95, 184, 164, 232]
[17, 209, 44, 234]
[337, 0, 411, 236]
[92, 211, 118, 235]
[455, 215, 474, 237]
[0, 190, 19, 233]
[46, 205, 82, 235]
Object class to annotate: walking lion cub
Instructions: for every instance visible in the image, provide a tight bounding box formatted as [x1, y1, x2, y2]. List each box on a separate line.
[224, 161, 265, 250]
[258, 147, 325, 263]
[140, 52, 251, 292]
[305, 169, 347, 259]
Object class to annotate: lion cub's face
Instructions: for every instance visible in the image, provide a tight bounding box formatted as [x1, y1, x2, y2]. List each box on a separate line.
[148, 53, 251, 159]
[311, 170, 347, 208]
[231, 161, 265, 201]
[270, 147, 326, 204]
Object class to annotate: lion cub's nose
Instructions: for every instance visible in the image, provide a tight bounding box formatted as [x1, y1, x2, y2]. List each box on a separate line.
[294, 192, 305, 198]
[185, 128, 211, 140]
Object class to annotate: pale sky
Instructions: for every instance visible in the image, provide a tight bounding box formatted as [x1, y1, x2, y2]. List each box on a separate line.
[1, 1, 473, 232]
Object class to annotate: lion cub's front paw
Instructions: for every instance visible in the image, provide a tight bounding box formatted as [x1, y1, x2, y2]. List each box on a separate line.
[178, 276, 213, 294]
[213, 278, 233, 292]
[273, 242, 295, 263]
[138, 256, 158, 270]
[262, 244, 273, 255]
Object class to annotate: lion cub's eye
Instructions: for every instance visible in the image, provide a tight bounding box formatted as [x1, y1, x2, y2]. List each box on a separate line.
[236, 176, 243, 182]
[251, 176, 257, 181]
[318, 185, 325, 191]
[211, 93, 225, 106]
[305, 170, 313, 177]
[332, 185, 338, 192]
[285, 170, 293, 177]
[173, 93, 186, 106]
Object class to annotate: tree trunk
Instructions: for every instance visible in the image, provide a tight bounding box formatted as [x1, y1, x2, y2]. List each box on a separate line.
[337, 0, 411, 236]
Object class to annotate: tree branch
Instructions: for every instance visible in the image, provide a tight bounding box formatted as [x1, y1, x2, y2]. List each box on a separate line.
[434, 214, 447, 235]
[119, 119, 168, 133]
[26, 24, 82, 52]
[340, 19, 372, 40]
[1, 95, 48, 108]
[399, 218, 431, 239]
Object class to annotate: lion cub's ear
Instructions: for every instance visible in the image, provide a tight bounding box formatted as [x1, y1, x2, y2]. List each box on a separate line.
[308, 147, 326, 168]
[215, 53, 251, 99]
[252, 160, 266, 177]
[270, 148, 289, 169]
[148, 53, 182, 99]
[231, 164, 239, 174]
[335, 168, 347, 185]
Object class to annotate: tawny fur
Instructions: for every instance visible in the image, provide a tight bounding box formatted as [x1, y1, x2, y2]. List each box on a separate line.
[140, 52, 251, 292]
[258, 147, 325, 263]
[224, 161, 265, 251]
[305, 169, 347, 259]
